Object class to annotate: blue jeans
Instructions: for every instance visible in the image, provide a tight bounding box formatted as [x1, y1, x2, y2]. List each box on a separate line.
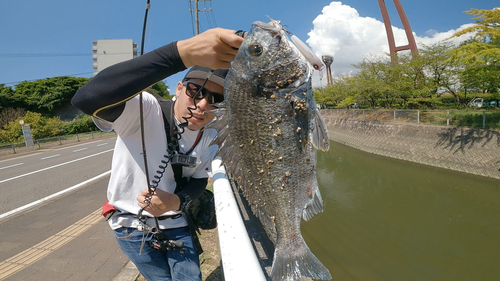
[114, 226, 201, 281]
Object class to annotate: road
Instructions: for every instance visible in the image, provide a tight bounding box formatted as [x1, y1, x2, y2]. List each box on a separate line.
[0, 138, 114, 215]
[0, 137, 137, 281]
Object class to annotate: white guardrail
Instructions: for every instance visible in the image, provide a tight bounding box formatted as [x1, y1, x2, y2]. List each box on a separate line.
[211, 158, 267, 281]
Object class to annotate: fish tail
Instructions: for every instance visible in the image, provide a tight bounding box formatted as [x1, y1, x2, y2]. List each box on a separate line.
[271, 237, 332, 280]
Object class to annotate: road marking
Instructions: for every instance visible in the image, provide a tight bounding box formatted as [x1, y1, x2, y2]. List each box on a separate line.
[72, 148, 88, 152]
[51, 139, 105, 151]
[0, 163, 23, 170]
[96, 143, 108, 147]
[0, 208, 102, 280]
[0, 153, 42, 163]
[40, 154, 60, 160]
[0, 170, 111, 221]
[0, 149, 113, 184]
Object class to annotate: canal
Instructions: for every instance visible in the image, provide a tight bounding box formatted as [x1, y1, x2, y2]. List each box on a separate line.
[303, 141, 500, 281]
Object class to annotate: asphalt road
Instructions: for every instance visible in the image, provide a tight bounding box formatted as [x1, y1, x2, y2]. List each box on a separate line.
[0, 138, 115, 215]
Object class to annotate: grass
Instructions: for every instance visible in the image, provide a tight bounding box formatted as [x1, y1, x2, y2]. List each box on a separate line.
[420, 109, 500, 129]
[327, 108, 500, 130]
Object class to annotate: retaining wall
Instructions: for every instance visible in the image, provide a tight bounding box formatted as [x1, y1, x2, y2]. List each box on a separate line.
[321, 114, 500, 180]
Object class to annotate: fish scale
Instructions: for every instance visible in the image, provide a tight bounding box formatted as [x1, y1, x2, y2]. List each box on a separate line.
[209, 19, 331, 280]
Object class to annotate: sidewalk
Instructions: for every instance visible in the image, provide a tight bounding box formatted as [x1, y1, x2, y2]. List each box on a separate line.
[0, 175, 139, 281]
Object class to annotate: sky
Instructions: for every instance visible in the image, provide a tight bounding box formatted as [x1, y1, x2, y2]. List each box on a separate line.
[1, 0, 498, 91]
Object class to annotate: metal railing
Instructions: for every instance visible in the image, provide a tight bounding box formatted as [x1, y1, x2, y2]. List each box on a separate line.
[322, 109, 498, 129]
[0, 131, 116, 156]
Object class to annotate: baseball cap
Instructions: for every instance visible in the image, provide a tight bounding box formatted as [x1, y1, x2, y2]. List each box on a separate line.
[183, 65, 229, 87]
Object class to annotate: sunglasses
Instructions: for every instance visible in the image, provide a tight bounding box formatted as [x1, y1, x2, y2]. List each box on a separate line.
[183, 81, 224, 104]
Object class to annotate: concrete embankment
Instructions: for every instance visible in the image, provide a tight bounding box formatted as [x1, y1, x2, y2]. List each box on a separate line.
[321, 113, 500, 180]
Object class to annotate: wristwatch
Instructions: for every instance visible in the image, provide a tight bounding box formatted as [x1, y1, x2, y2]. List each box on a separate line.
[177, 193, 192, 212]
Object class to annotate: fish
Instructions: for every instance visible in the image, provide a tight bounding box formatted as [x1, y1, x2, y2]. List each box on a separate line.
[209, 20, 331, 280]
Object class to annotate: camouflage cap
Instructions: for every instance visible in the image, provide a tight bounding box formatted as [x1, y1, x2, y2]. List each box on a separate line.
[183, 65, 228, 87]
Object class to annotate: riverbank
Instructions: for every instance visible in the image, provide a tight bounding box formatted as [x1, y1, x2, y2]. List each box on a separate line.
[321, 113, 500, 180]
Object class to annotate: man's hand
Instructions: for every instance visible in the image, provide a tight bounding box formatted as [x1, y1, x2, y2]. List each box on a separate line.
[137, 189, 181, 217]
[177, 28, 245, 70]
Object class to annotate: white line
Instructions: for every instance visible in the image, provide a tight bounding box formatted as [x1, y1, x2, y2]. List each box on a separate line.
[72, 148, 88, 152]
[41, 154, 60, 160]
[0, 149, 113, 184]
[96, 143, 108, 147]
[0, 163, 23, 170]
[0, 171, 111, 221]
[51, 139, 104, 151]
[0, 153, 42, 163]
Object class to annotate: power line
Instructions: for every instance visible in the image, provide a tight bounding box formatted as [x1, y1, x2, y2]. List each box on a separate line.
[0, 53, 90, 58]
[0, 52, 136, 59]
[1, 72, 94, 86]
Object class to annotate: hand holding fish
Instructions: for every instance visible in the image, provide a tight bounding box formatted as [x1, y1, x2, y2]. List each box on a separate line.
[177, 27, 244, 70]
[136, 189, 180, 217]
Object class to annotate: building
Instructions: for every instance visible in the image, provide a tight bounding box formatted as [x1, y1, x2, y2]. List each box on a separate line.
[92, 39, 138, 76]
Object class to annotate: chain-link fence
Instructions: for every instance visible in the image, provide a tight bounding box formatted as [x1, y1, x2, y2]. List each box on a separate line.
[322, 109, 499, 129]
[0, 131, 116, 157]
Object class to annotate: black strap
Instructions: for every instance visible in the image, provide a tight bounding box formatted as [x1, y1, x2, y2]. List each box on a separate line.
[157, 97, 205, 255]
[157, 98, 183, 184]
[157, 98, 175, 149]
[157, 97, 204, 185]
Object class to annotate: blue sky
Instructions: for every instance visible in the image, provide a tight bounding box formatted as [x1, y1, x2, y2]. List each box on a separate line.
[1, 0, 498, 90]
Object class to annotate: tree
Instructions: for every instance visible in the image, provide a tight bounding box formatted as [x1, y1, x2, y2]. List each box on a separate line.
[0, 108, 26, 129]
[418, 42, 466, 105]
[12, 77, 90, 116]
[148, 81, 171, 99]
[0, 112, 64, 144]
[63, 114, 98, 134]
[449, 8, 500, 93]
[0, 84, 21, 110]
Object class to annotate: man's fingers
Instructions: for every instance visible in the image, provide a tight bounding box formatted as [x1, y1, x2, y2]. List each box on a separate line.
[218, 29, 245, 50]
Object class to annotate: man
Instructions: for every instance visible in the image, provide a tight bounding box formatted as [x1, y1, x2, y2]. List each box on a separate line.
[71, 28, 244, 281]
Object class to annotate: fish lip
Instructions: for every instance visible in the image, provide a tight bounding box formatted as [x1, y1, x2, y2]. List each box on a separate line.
[252, 21, 282, 36]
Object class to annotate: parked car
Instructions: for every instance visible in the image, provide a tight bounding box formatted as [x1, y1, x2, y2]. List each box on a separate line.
[469, 98, 484, 108]
[469, 98, 499, 108]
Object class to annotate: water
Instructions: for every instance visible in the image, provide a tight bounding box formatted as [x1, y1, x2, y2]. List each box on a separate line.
[303, 141, 500, 281]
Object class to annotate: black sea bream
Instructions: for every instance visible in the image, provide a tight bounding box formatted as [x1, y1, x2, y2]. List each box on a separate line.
[210, 20, 331, 280]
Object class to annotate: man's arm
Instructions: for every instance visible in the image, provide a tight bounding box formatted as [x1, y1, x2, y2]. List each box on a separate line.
[71, 28, 244, 123]
[71, 42, 185, 122]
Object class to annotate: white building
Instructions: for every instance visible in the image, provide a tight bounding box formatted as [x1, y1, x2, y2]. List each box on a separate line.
[92, 39, 138, 76]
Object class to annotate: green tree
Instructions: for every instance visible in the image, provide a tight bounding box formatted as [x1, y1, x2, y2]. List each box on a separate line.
[63, 114, 98, 134]
[0, 112, 64, 144]
[0, 84, 20, 110]
[449, 8, 500, 94]
[12, 76, 90, 116]
[418, 42, 465, 104]
[148, 81, 172, 99]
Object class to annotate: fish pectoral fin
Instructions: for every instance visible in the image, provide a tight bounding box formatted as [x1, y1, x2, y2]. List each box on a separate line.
[302, 183, 324, 221]
[310, 109, 330, 151]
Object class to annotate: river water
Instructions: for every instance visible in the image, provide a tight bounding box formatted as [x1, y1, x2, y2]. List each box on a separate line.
[303, 141, 500, 281]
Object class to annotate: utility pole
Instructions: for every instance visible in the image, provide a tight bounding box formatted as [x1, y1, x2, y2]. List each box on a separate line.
[190, 0, 213, 35]
[195, 0, 199, 35]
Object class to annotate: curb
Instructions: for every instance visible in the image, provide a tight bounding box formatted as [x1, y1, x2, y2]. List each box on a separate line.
[112, 261, 140, 281]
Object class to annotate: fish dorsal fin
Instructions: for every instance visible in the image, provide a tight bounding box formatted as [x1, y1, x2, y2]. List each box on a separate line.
[310, 109, 330, 151]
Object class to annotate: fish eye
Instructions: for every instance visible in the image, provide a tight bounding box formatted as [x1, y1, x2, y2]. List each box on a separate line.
[247, 44, 263, 56]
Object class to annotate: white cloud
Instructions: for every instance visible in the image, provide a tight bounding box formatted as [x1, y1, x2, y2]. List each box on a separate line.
[307, 1, 474, 87]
